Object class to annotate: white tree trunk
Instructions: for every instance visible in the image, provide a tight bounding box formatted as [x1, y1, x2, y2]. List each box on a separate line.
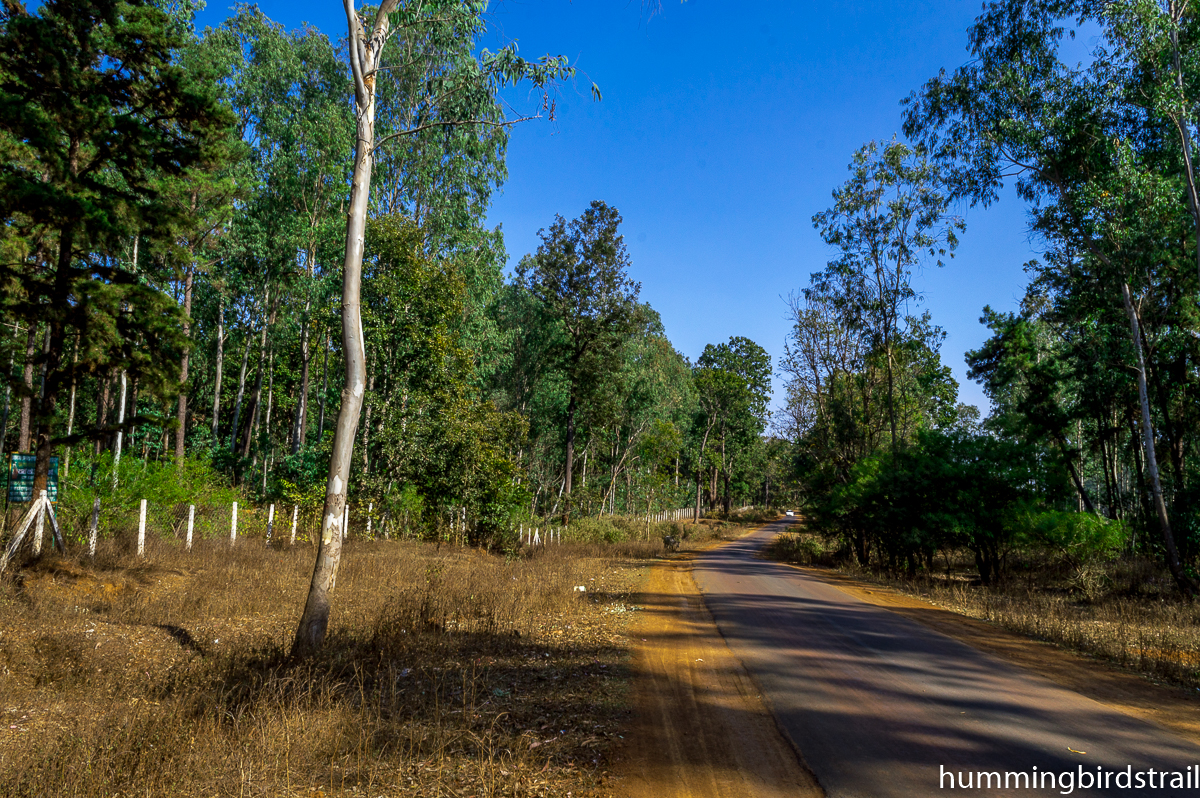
[1121, 282, 1195, 596]
[291, 1, 398, 659]
[112, 371, 127, 489]
[211, 295, 224, 441]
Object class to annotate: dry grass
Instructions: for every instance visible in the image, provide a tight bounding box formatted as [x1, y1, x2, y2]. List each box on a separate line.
[897, 575, 1200, 687]
[767, 530, 1200, 689]
[0, 535, 651, 797]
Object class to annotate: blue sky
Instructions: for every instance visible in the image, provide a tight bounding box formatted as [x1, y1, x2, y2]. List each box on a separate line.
[196, 1, 1042, 416]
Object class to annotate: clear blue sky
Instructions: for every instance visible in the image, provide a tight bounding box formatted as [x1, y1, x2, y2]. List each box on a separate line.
[195, 1, 1041, 417]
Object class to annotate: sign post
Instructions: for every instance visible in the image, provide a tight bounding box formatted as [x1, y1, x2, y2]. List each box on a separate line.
[7, 454, 59, 503]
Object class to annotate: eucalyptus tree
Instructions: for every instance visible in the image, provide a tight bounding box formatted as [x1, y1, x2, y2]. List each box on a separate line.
[516, 200, 642, 523]
[967, 307, 1100, 514]
[591, 308, 693, 517]
[812, 140, 962, 450]
[354, 215, 525, 533]
[0, 0, 236, 500]
[903, 0, 1199, 595]
[292, 0, 576, 659]
[198, 8, 352, 475]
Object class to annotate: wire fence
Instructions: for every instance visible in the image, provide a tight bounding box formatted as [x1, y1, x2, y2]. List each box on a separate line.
[0, 497, 728, 560]
[0, 497, 403, 554]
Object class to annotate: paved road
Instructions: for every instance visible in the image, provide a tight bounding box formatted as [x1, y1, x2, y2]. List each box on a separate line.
[691, 519, 1200, 797]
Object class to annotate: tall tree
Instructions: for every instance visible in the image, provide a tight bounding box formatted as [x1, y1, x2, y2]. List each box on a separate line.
[517, 200, 642, 523]
[811, 139, 962, 450]
[0, 0, 235, 504]
[291, 0, 575, 659]
[695, 336, 772, 513]
[904, 0, 1200, 595]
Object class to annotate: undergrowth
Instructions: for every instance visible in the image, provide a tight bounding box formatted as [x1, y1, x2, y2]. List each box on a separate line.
[0, 537, 648, 797]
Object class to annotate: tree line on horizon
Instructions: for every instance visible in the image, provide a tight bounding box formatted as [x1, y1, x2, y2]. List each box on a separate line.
[9, 0, 1200, 607]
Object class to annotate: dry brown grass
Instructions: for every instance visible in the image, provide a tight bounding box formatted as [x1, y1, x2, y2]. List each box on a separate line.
[897, 575, 1200, 687]
[0, 535, 650, 797]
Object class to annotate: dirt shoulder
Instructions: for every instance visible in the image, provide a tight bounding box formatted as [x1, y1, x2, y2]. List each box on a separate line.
[788, 563, 1200, 746]
[610, 546, 823, 798]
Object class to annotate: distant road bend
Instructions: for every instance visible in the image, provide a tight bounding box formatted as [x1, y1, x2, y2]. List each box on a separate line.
[691, 519, 1200, 797]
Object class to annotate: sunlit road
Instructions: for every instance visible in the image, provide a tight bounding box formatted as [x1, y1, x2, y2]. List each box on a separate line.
[691, 519, 1200, 797]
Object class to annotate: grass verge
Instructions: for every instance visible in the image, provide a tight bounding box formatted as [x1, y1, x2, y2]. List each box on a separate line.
[765, 529, 1200, 689]
[0, 537, 649, 797]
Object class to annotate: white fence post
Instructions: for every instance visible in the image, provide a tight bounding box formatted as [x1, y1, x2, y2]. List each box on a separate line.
[367, 502, 373, 537]
[230, 501, 238, 544]
[266, 503, 275, 542]
[137, 498, 147, 557]
[290, 504, 298, 545]
[186, 504, 195, 550]
[88, 497, 100, 557]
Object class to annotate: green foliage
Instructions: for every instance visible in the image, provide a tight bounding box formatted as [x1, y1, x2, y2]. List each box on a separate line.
[357, 214, 528, 542]
[805, 429, 1068, 583]
[903, 0, 1200, 586]
[1013, 506, 1128, 564]
[0, 0, 237, 465]
[59, 451, 240, 510]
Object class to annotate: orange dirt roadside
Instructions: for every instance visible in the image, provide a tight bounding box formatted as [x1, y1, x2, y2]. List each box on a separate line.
[610, 552, 824, 798]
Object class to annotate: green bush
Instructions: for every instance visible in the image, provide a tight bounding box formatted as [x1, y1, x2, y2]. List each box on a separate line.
[1014, 505, 1128, 563]
[765, 532, 833, 565]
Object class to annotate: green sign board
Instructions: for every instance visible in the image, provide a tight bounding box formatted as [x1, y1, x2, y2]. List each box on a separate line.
[6, 454, 58, 503]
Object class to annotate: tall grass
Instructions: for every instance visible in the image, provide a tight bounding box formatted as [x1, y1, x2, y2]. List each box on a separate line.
[0, 538, 638, 796]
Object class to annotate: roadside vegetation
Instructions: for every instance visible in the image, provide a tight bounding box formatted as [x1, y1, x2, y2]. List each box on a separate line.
[769, 528, 1200, 688]
[767, 0, 1200, 689]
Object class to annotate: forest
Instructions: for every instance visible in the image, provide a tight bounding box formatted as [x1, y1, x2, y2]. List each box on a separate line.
[780, 0, 1200, 600]
[0, 0, 778, 565]
[6, 2, 1200, 794]
[6, 0, 1200, 604]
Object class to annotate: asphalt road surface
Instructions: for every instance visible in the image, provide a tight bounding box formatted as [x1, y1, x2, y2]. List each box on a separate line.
[691, 519, 1200, 797]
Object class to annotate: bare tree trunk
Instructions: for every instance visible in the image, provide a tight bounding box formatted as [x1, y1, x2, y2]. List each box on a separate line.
[1122, 282, 1195, 597]
[291, 285, 313, 454]
[693, 421, 713, 523]
[0, 347, 12, 453]
[36, 324, 49, 403]
[229, 323, 254, 453]
[262, 347, 275, 494]
[18, 322, 35, 452]
[63, 338, 78, 476]
[1054, 433, 1096, 515]
[32, 228, 78, 508]
[563, 390, 575, 523]
[292, 1, 395, 660]
[241, 293, 271, 458]
[112, 371, 127, 488]
[211, 294, 224, 442]
[0, 322, 20, 452]
[316, 332, 330, 441]
[360, 373, 375, 472]
[175, 260, 195, 467]
[94, 372, 111, 457]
